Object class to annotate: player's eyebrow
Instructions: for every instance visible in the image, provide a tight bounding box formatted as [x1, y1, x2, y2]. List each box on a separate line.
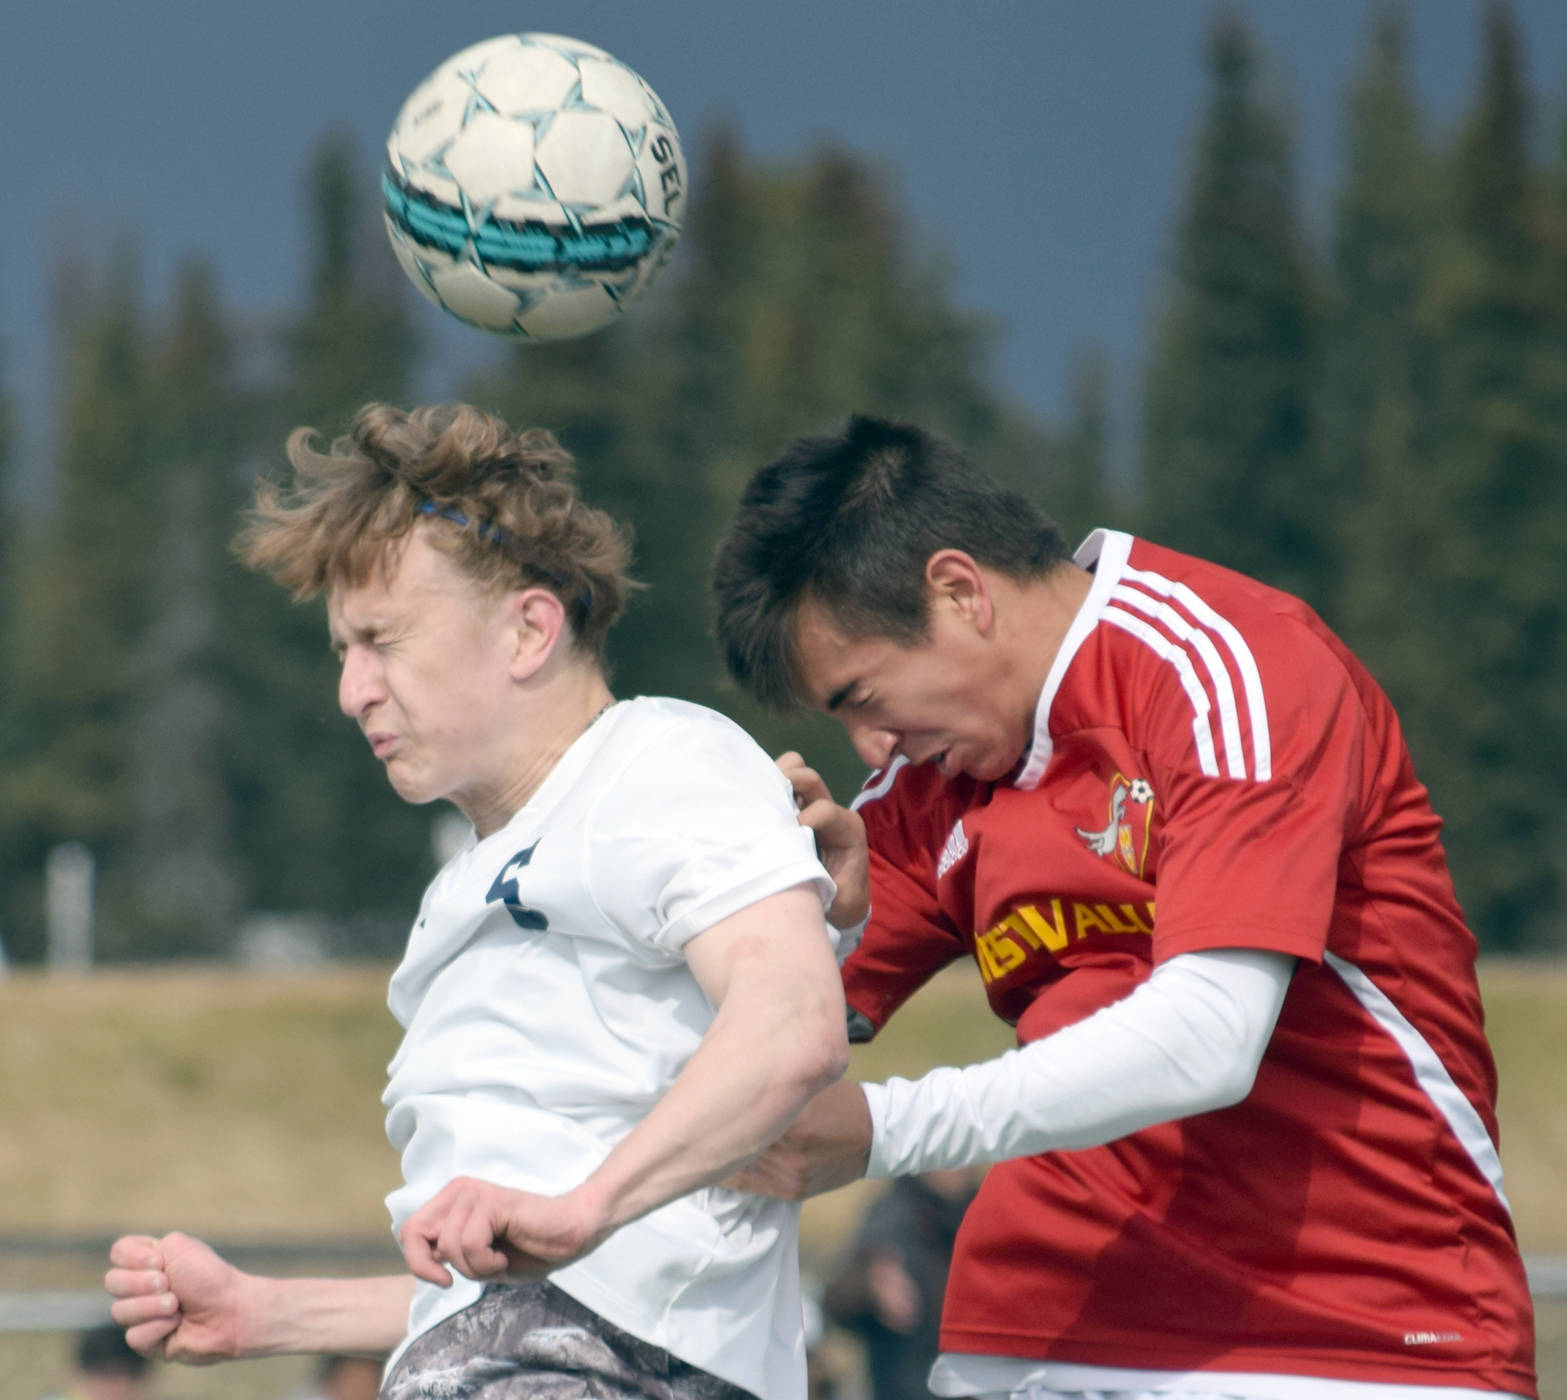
[823, 681, 856, 713]
[328, 611, 394, 651]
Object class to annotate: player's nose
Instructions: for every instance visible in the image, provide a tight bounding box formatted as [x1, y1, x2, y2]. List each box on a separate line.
[338, 646, 384, 719]
[849, 723, 900, 771]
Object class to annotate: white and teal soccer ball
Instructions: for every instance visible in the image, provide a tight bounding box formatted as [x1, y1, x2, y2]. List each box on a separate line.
[382, 33, 686, 340]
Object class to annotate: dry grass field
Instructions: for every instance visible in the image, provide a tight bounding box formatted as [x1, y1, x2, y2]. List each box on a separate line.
[0, 957, 1561, 1398]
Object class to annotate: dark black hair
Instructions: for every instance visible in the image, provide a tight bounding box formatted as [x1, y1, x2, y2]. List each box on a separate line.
[712, 414, 1069, 708]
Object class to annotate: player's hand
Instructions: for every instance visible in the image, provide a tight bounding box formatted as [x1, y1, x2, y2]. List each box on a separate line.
[726, 1079, 873, 1200]
[399, 1177, 607, 1286]
[104, 1232, 250, 1363]
[776, 752, 869, 929]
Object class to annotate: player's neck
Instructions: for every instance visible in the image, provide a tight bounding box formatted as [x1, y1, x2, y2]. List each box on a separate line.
[997, 562, 1094, 703]
[466, 667, 615, 836]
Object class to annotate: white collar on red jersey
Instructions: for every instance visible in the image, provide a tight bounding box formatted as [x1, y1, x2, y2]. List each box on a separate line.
[1010, 528, 1134, 790]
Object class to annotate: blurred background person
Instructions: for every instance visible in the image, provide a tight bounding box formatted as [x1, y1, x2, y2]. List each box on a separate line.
[289, 1353, 385, 1400]
[37, 1323, 152, 1400]
[822, 1169, 979, 1400]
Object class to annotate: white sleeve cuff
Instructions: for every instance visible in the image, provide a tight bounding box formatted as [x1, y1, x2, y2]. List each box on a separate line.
[828, 912, 869, 965]
[863, 947, 1293, 1178]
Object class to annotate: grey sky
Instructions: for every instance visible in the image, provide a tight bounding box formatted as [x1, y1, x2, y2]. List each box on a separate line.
[4, 1, 1566, 479]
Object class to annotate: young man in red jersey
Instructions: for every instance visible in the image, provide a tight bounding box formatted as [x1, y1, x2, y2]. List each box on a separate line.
[712, 415, 1536, 1400]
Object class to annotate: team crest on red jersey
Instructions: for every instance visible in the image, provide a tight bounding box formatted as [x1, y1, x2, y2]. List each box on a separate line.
[1075, 772, 1155, 877]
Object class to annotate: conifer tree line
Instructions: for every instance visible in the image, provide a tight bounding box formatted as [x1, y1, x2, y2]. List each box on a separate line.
[0, 3, 1561, 959]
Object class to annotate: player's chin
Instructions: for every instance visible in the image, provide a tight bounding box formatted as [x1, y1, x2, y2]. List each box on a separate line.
[962, 745, 1021, 783]
[384, 762, 439, 806]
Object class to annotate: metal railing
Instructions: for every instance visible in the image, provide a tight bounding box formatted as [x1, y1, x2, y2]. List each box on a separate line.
[1, 1247, 1563, 1333]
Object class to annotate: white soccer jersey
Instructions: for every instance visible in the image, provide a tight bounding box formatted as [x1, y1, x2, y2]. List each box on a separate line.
[381, 697, 836, 1400]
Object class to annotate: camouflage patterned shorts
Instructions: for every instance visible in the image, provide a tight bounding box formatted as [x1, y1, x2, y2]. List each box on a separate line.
[380, 1280, 758, 1400]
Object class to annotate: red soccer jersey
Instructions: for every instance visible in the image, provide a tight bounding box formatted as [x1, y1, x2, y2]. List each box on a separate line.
[844, 531, 1536, 1394]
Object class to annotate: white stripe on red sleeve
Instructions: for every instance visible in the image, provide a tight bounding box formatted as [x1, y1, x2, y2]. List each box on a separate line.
[1122, 565, 1273, 781]
[1102, 567, 1273, 782]
[1102, 606, 1224, 777]
[1110, 583, 1248, 779]
[850, 754, 908, 811]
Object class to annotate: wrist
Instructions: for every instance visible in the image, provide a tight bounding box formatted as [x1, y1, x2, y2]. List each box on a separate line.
[230, 1270, 285, 1358]
[240, 1273, 413, 1357]
[559, 1179, 617, 1252]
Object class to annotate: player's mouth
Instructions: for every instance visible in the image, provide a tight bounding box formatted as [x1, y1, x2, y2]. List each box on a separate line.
[918, 748, 952, 776]
[367, 732, 399, 759]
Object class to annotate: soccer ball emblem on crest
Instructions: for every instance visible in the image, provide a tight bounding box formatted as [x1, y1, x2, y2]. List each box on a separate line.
[382, 33, 686, 340]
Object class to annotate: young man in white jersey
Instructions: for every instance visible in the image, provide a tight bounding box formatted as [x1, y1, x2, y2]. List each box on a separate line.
[710, 415, 1537, 1399]
[104, 402, 851, 1400]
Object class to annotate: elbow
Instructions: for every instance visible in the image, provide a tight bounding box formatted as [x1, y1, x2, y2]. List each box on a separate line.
[785, 1001, 851, 1100]
[1208, 1059, 1260, 1113]
[784, 962, 853, 1096]
[1158, 1021, 1266, 1120]
[1195, 1038, 1266, 1114]
[1147, 948, 1291, 1120]
[821, 1023, 852, 1089]
[1152, 972, 1278, 1118]
[803, 1011, 852, 1095]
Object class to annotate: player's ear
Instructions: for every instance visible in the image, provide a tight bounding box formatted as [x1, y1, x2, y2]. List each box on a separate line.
[506, 587, 569, 679]
[925, 550, 993, 632]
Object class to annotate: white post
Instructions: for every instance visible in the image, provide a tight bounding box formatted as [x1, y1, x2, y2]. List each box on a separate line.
[45, 842, 95, 973]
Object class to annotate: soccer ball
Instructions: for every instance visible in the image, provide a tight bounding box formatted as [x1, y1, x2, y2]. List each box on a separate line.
[382, 33, 686, 340]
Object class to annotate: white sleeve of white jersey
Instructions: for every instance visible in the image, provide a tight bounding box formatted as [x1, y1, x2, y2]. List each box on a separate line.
[587, 707, 835, 954]
[863, 947, 1294, 1177]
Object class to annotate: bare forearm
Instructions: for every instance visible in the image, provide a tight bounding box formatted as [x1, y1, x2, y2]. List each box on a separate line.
[107, 1233, 415, 1366]
[580, 983, 847, 1231]
[397, 978, 848, 1290]
[395, 890, 852, 1282]
[564, 889, 850, 1232]
[238, 1273, 413, 1358]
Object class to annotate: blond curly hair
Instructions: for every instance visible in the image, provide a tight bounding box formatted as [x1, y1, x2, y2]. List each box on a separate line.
[236, 402, 637, 658]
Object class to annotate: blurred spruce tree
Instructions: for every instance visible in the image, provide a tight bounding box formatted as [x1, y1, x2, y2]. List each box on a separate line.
[284, 134, 422, 438]
[1538, 18, 1567, 934]
[1056, 347, 1116, 546]
[7, 14, 1563, 959]
[122, 258, 246, 957]
[224, 133, 431, 938]
[0, 302, 15, 956]
[1141, 11, 1325, 606]
[1, 245, 156, 958]
[1409, 1, 1567, 949]
[470, 126, 1075, 800]
[1321, 7, 1442, 720]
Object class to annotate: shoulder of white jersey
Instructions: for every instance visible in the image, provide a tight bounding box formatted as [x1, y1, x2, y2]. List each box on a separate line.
[616, 693, 739, 733]
[1092, 535, 1277, 783]
[601, 696, 797, 808]
[607, 695, 774, 760]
